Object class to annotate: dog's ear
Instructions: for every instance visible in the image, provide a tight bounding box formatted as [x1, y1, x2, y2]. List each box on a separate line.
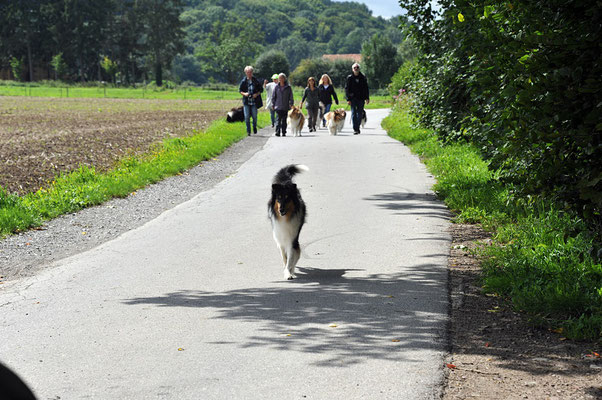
[272, 183, 282, 191]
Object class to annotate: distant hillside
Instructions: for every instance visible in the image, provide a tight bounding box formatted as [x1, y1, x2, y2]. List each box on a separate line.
[177, 0, 406, 83]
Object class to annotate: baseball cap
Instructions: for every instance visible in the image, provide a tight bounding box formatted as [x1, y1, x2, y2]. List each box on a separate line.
[271, 74, 279, 79]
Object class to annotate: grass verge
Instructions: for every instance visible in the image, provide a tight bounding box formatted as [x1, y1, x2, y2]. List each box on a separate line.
[382, 106, 602, 341]
[0, 113, 269, 237]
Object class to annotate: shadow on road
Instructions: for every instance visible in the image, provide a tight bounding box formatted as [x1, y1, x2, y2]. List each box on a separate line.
[364, 192, 451, 221]
[123, 262, 447, 367]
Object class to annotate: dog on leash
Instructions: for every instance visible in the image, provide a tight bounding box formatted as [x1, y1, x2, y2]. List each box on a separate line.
[361, 109, 367, 128]
[325, 108, 346, 135]
[287, 106, 305, 137]
[226, 106, 244, 123]
[268, 164, 308, 280]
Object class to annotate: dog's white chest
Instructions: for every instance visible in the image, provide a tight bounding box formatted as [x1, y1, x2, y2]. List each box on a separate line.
[271, 214, 302, 246]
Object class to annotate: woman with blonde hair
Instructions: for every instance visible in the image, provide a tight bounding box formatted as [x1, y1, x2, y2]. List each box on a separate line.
[318, 74, 339, 128]
[300, 76, 320, 132]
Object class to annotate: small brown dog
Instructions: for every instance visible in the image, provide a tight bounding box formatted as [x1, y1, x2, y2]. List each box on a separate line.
[325, 108, 346, 135]
[287, 106, 305, 137]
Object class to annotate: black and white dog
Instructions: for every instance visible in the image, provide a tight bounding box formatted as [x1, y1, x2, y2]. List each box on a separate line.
[226, 106, 244, 123]
[361, 109, 367, 128]
[268, 164, 308, 280]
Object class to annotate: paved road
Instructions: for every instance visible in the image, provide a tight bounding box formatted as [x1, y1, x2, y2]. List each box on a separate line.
[0, 109, 451, 399]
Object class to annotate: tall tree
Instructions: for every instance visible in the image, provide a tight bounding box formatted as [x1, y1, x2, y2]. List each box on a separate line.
[255, 50, 290, 80]
[1, 0, 50, 81]
[196, 19, 264, 84]
[361, 33, 401, 89]
[138, 0, 186, 86]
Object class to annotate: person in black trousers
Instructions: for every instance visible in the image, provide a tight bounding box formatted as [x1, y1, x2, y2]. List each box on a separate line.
[345, 63, 370, 134]
[271, 73, 294, 136]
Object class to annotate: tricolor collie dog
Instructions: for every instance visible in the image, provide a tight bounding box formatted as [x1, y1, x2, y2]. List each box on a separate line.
[287, 106, 305, 137]
[268, 164, 308, 280]
[226, 106, 244, 123]
[325, 108, 346, 135]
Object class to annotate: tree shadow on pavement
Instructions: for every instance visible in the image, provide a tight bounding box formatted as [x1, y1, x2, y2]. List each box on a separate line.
[123, 262, 448, 367]
[364, 192, 451, 221]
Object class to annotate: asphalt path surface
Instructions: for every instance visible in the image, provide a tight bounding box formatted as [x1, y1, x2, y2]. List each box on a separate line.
[0, 109, 451, 399]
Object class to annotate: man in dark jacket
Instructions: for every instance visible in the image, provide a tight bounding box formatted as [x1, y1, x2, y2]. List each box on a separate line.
[345, 63, 370, 134]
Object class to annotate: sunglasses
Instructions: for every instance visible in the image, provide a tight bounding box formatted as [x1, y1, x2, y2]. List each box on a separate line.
[353, 67, 360, 70]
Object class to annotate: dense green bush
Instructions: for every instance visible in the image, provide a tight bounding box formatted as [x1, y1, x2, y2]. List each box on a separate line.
[399, 0, 602, 222]
[388, 59, 418, 97]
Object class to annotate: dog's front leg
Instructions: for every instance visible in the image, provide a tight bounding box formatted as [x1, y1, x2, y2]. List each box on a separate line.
[279, 246, 288, 267]
[284, 246, 300, 280]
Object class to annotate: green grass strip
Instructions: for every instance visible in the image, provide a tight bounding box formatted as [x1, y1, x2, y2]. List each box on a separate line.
[382, 106, 602, 341]
[0, 113, 269, 237]
[0, 84, 241, 100]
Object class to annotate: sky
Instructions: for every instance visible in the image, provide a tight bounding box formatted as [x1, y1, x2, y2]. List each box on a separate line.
[331, 0, 441, 19]
[331, 0, 404, 19]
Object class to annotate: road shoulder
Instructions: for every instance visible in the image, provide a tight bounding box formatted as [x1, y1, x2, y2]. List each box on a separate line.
[444, 223, 601, 399]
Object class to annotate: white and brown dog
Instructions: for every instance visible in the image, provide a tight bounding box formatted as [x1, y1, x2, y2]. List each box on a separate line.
[287, 106, 305, 137]
[325, 108, 346, 135]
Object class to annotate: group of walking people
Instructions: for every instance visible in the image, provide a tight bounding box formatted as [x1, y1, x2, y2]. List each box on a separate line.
[239, 62, 369, 137]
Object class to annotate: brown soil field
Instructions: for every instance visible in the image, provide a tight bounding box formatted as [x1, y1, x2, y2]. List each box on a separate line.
[0, 96, 239, 194]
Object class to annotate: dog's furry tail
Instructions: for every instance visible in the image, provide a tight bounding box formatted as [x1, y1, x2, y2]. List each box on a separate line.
[273, 164, 309, 184]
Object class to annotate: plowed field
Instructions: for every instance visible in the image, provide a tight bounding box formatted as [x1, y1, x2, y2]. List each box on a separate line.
[0, 96, 239, 194]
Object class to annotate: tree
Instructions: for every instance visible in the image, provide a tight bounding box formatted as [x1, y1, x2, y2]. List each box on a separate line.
[196, 19, 264, 84]
[50, 53, 68, 80]
[254, 50, 290, 80]
[138, 0, 186, 86]
[9, 57, 25, 81]
[399, 0, 602, 216]
[276, 34, 313, 70]
[100, 56, 118, 84]
[289, 57, 331, 86]
[361, 33, 401, 89]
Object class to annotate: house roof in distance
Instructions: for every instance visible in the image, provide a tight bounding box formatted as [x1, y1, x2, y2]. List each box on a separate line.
[321, 54, 362, 63]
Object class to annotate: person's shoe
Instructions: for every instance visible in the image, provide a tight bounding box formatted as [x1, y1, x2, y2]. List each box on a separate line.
[253, 127, 257, 134]
[247, 131, 251, 136]
[282, 133, 286, 136]
[354, 130, 360, 135]
[275, 132, 280, 136]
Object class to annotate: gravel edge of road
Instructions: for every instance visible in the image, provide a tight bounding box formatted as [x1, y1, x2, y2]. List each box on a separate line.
[0, 128, 270, 283]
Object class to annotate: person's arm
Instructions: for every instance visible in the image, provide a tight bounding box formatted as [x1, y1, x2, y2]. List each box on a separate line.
[332, 87, 339, 105]
[271, 87, 278, 109]
[345, 76, 351, 104]
[300, 88, 308, 108]
[239, 80, 247, 97]
[364, 76, 370, 104]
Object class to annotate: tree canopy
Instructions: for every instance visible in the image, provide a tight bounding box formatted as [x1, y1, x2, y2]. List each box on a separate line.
[0, 0, 406, 85]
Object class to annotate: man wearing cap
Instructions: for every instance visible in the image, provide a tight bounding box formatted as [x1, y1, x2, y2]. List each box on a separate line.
[264, 74, 279, 128]
[345, 62, 370, 135]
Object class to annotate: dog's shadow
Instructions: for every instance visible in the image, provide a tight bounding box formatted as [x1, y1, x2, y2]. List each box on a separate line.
[292, 266, 362, 283]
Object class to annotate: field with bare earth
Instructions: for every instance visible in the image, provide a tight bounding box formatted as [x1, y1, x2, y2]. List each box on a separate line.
[0, 96, 239, 194]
